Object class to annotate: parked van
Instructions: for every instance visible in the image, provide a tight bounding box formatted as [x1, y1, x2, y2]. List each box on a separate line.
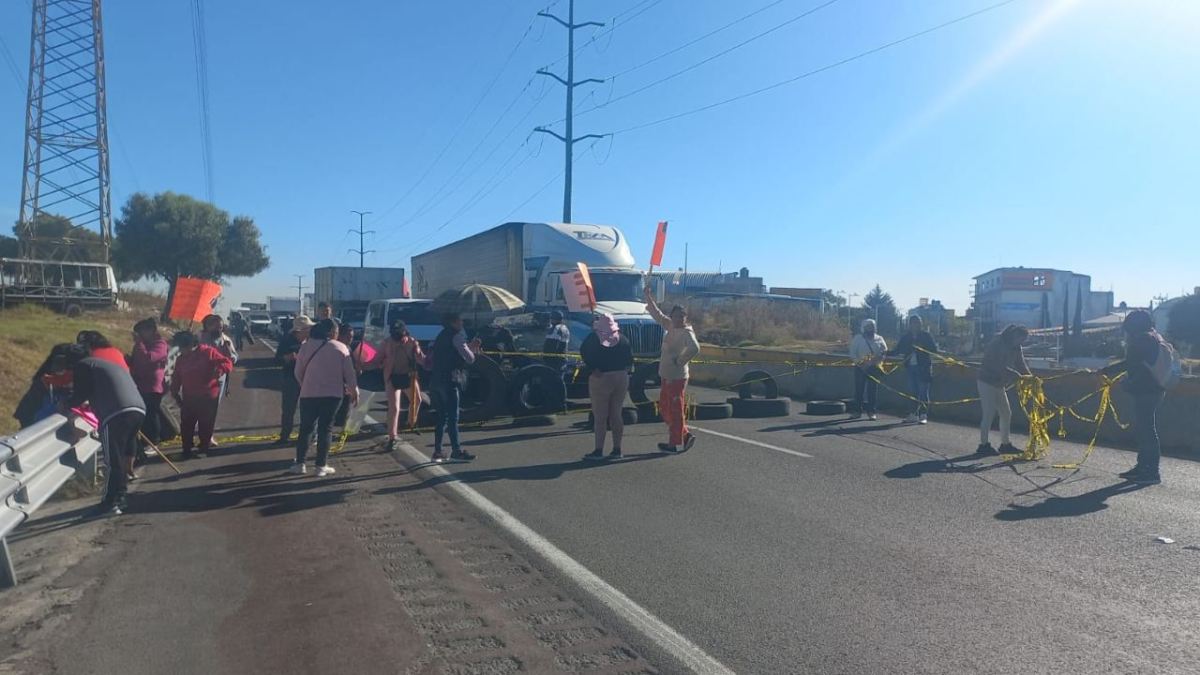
[0, 258, 118, 316]
[363, 298, 442, 350]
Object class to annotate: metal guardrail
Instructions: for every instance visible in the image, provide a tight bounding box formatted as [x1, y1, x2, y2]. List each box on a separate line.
[0, 414, 101, 588]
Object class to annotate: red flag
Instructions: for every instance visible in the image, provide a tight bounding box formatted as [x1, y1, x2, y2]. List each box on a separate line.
[402, 275, 411, 299]
[168, 277, 223, 323]
[650, 221, 668, 267]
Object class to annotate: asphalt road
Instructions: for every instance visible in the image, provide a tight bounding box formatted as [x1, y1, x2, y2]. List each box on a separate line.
[404, 386, 1200, 674]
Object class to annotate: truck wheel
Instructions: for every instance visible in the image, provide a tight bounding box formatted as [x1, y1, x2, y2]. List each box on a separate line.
[692, 402, 733, 420]
[805, 400, 846, 416]
[628, 361, 661, 404]
[727, 397, 792, 418]
[508, 364, 566, 417]
[460, 355, 508, 423]
[737, 370, 779, 399]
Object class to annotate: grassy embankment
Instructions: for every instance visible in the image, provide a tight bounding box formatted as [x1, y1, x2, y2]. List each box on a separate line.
[688, 298, 847, 353]
[0, 293, 164, 435]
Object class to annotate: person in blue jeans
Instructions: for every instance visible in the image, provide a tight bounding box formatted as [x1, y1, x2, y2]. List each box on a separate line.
[1100, 310, 1167, 485]
[887, 315, 938, 424]
[430, 313, 481, 463]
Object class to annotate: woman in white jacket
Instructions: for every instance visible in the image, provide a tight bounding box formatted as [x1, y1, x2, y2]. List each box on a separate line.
[848, 319, 887, 420]
[644, 285, 701, 453]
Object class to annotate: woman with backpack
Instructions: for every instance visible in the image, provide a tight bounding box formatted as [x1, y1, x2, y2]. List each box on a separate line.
[291, 319, 359, 477]
[377, 319, 426, 449]
[429, 313, 481, 463]
[1100, 310, 1173, 485]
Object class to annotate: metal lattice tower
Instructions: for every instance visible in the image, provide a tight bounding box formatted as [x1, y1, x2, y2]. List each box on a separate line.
[18, 0, 112, 260]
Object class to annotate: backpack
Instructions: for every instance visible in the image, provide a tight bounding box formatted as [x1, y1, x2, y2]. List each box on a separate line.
[1148, 339, 1182, 390]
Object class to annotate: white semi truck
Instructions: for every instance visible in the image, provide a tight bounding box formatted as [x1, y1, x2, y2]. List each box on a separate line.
[411, 222, 664, 356]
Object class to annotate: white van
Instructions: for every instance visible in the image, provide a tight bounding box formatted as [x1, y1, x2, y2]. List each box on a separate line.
[363, 298, 442, 350]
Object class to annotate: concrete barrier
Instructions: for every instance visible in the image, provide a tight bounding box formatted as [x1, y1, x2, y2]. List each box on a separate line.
[691, 346, 1200, 454]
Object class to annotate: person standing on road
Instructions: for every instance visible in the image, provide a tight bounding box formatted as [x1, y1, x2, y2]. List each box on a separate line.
[274, 315, 313, 444]
[430, 313, 481, 463]
[1100, 310, 1168, 485]
[888, 315, 938, 424]
[170, 331, 234, 460]
[581, 313, 634, 461]
[377, 319, 425, 450]
[76, 331, 130, 371]
[200, 314, 239, 400]
[849, 319, 887, 420]
[543, 310, 570, 369]
[60, 344, 146, 516]
[316, 302, 334, 322]
[292, 319, 359, 477]
[976, 324, 1031, 455]
[130, 318, 169, 462]
[644, 285, 701, 453]
[230, 311, 254, 351]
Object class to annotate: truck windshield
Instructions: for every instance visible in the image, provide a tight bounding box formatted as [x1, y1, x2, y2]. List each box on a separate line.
[589, 272, 643, 303]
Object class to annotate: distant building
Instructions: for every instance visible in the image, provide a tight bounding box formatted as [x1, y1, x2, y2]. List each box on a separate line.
[907, 298, 955, 335]
[770, 287, 827, 312]
[972, 267, 1113, 337]
[653, 267, 765, 296]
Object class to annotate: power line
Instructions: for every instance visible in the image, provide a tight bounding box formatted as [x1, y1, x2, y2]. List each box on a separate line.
[372, 10, 540, 226]
[611, 0, 1025, 136]
[0, 30, 25, 92]
[560, 0, 843, 124]
[189, 0, 215, 201]
[544, 0, 667, 68]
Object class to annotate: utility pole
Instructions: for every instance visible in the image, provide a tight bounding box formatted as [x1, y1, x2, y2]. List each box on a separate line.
[349, 209, 374, 267]
[534, 0, 607, 223]
[293, 274, 307, 313]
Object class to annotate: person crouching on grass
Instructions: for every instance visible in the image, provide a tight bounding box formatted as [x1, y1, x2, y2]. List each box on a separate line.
[644, 285, 700, 453]
[170, 331, 233, 460]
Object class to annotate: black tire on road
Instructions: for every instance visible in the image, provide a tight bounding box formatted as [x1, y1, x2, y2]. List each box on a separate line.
[692, 402, 733, 420]
[634, 400, 661, 424]
[507, 364, 567, 417]
[806, 400, 847, 416]
[459, 355, 509, 424]
[728, 396, 791, 418]
[737, 370, 779, 400]
[628, 361, 661, 404]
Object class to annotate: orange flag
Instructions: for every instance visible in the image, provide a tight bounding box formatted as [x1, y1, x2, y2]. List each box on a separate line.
[650, 221, 668, 268]
[565, 262, 597, 312]
[168, 277, 222, 323]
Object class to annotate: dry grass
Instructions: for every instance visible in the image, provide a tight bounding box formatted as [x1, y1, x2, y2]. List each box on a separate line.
[0, 305, 155, 435]
[687, 299, 847, 350]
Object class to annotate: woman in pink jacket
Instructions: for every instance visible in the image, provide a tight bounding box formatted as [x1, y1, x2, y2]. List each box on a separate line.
[291, 319, 359, 477]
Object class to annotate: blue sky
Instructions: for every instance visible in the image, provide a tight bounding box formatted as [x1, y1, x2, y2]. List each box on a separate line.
[1, 0, 1197, 313]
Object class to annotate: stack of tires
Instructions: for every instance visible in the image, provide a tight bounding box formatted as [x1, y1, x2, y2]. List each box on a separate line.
[727, 370, 791, 418]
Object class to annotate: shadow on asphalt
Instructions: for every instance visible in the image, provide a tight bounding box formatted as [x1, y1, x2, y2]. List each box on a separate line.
[805, 422, 909, 437]
[240, 357, 284, 391]
[463, 429, 588, 447]
[9, 504, 100, 542]
[883, 451, 1008, 479]
[994, 481, 1150, 520]
[375, 453, 669, 495]
[758, 418, 846, 432]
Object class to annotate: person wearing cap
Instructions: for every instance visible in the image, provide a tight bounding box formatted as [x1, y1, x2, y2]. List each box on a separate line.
[275, 315, 313, 444]
[848, 319, 887, 420]
[581, 313, 634, 461]
[542, 310, 570, 369]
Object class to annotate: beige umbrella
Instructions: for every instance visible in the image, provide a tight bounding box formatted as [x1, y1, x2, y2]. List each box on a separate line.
[430, 284, 525, 324]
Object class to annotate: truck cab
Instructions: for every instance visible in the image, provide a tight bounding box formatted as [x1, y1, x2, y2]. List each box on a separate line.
[535, 268, 666, 355]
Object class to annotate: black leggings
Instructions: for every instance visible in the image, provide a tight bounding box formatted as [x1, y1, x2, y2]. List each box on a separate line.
[102, 410, 144, 507]
[296, 397, 341, 467]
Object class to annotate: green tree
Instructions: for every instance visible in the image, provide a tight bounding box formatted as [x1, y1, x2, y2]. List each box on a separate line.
[0, 234, 18, 258]
[9, 213, 107, 262]
[1167, 294, 1200, 348]
[112, 192, 270, 317]
[862, 284, 901, 336]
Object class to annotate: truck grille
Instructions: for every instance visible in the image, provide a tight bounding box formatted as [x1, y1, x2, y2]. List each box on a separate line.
[620, 321, 663, 357]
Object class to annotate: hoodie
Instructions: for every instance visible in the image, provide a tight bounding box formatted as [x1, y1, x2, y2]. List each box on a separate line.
[647, 303, 700, 381]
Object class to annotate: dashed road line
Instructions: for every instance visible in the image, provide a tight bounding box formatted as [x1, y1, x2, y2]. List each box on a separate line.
[690, 425, 814, 458]
[393, 441, 736, 675]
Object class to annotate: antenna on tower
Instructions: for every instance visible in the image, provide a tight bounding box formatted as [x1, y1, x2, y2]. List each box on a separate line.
[18, 0, 112, 261]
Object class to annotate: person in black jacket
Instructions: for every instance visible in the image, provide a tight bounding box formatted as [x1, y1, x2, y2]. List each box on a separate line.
[274, 315, 313, 444]
[1100, 310, 1167, 485]
[430, 313, 481, 463]
[888, 315, 939, 424]
[59, 345, 147, 516]
[581, 313, 634, 461]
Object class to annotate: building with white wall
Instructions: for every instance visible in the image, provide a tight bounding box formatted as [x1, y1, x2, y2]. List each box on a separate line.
[971, 268, 1113, 337]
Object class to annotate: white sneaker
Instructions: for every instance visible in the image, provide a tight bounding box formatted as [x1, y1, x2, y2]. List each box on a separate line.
[868, 414, 878, 421]
[316, 465, 336, 477]
[903, 414, 919, 424]
[288, 462, 306, 475]
[919, 414, 928, 425]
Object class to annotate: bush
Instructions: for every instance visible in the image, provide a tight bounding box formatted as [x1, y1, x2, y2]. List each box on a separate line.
[686, 299, 846, 348]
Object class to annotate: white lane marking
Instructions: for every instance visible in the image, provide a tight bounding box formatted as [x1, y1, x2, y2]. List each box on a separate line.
[393, 442, 735, 675]
[689, 425, 814, 459]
